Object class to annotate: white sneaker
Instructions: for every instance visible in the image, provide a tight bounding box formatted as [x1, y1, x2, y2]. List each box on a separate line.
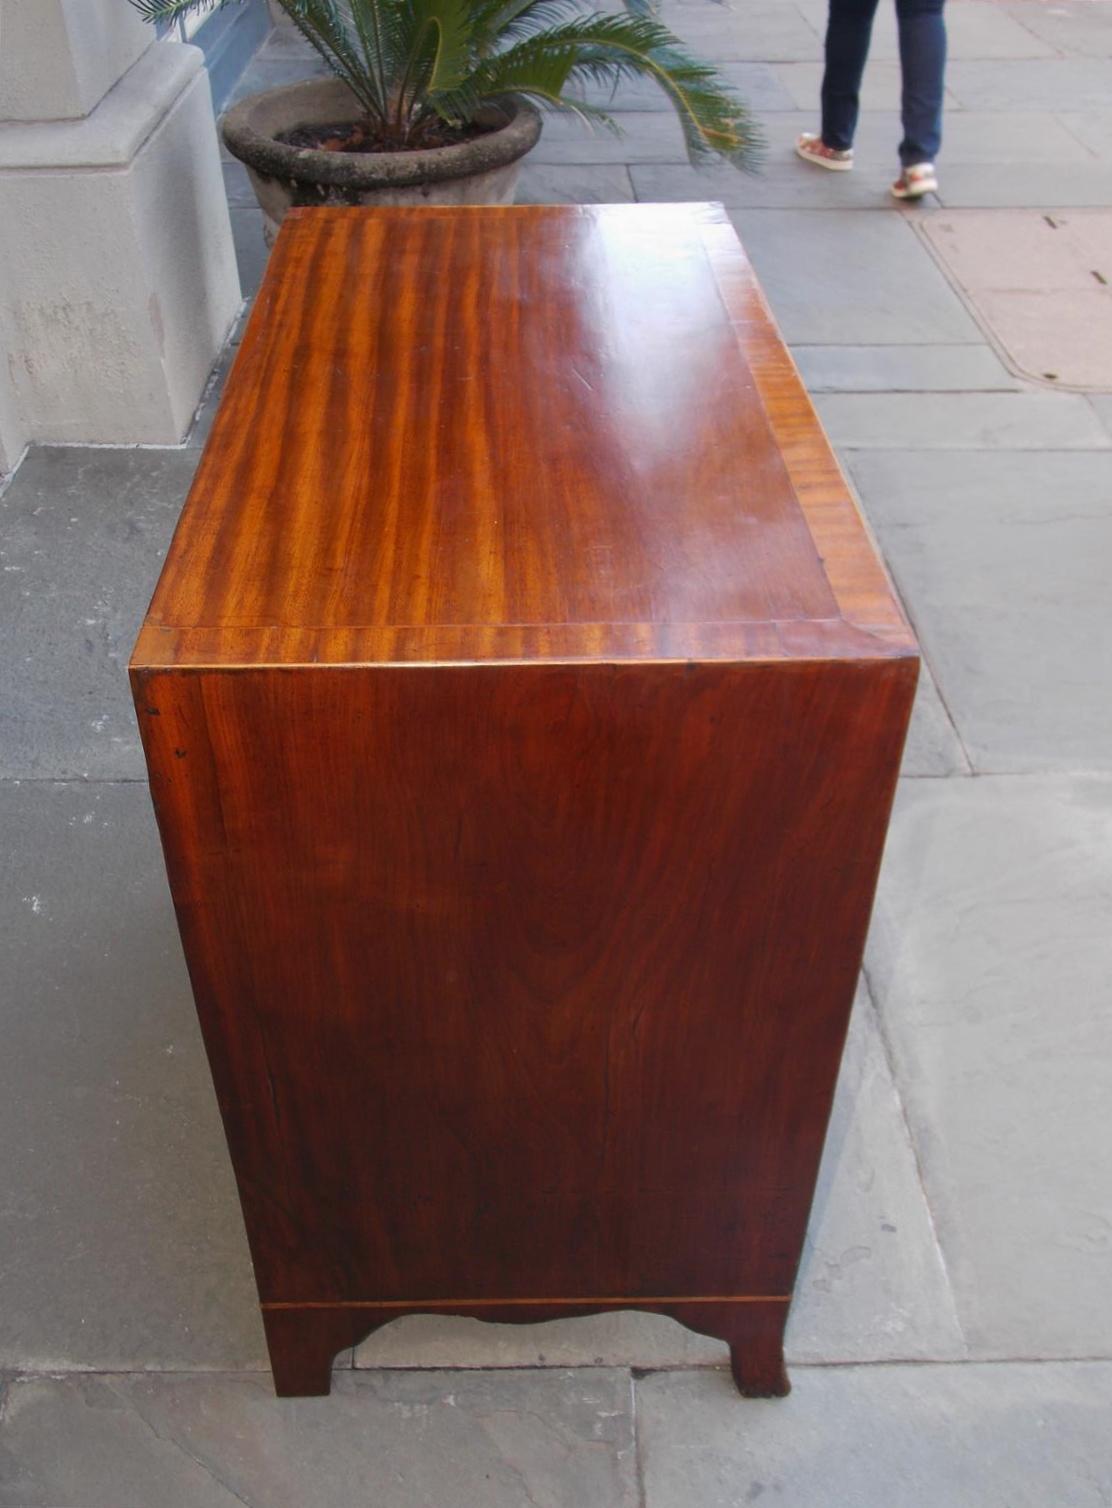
[795, 132, 854, 171]
[891, 162, 939, 199]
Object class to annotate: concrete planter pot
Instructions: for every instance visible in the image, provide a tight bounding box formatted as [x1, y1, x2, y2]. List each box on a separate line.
[221, 78, 542, 242]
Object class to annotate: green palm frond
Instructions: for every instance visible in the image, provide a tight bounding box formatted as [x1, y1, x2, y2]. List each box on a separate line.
[404, 0, 474, 95]
[572, 47, 759, 166]
[469, 0, 582, 50]
[472, 12, 761, 166]
[127, 0, 762, 167]
[342, 0, 393, 118]
[129, 0, 230, 22]
[468, 32, 579, 98]
[281, 0, 387, 118]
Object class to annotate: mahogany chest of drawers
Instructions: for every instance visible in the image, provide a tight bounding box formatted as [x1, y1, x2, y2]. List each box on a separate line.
[132, 203, 917, 1398]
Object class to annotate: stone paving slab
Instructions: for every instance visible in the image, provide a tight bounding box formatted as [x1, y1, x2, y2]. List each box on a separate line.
[657, 0, 822, 62]
[250, 23, 316, 57]
[793, 343, 1021, 392]
[785, 980, 966, 1364]
[915, 0, 1061, 60]
[527, 110, 690, 165]
[946, 58, 1112, 112]
[518, 162, 635, 204]
[225, 51, 329, 107]
[771, 60, 945, 111]
[1057, 110, 1112, 161]
[1004, 0, 1112, 59]
[973, 289, 1112, 389]
[795, 0, 1059, 61]
[0, 448, 196, 781]
[630, 113, 1101, 212]
[902, 660, 971, 777]
[229, 205, 269, 298]
[632, 156, 914, 211]
[919, 210, 1112, 386]
[1088, 392, 1112, 439]
[815, 390, 1110, 449]
[355, 1311, 727, 1372]
[715, 210, 982, 344]
[866, 776, 1112, 1357]
[221, 156, 254, 206]
[0, 781, 267, 1373]
[0, 1369, 637, 1508]
[937, 161, 1112, 209]
[848, 450, 1112, 770]
[187, 338, 240, 450]
[922, 210, 1112, 293]
[578, 109, 1090, 172]
[782, 109, 1093, 165]
[636, 1362, 1112, 1508]
[356, 982, 964, 1370]
[574, 59, 797, 113]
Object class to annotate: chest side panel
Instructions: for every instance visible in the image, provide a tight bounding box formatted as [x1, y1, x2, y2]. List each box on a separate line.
[134, 657, 915, 1305]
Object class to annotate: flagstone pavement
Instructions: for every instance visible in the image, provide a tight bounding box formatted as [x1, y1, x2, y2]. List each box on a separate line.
[2, 2, 1112, 1502]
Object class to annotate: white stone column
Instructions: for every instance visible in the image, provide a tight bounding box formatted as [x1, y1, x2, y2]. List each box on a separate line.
[0, 0, 242, 459]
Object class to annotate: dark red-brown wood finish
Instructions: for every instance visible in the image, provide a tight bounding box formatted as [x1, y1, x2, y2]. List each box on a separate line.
[132, 203, 918, 1399]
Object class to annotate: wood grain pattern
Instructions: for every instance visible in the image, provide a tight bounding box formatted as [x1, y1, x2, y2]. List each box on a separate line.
[134, 203, 914, 669]
[131, 204, 918, 1400]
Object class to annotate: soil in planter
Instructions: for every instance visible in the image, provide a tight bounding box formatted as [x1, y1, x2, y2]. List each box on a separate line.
[278, 116, 498, 155]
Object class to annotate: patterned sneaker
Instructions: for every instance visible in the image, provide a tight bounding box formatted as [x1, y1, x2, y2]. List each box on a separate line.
[795, 132, 854, 171]
[891, 162, 939, 199]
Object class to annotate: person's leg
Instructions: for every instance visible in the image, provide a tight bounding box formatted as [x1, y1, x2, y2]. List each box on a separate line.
[896, 0, 947, 164]
[821, 0, 883, 151]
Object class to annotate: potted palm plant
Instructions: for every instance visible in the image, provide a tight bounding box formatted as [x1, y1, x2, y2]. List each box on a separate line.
[131, 0, 761, 240]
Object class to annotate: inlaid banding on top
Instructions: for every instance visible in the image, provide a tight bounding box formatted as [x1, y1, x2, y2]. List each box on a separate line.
[139, 203, 907, 666]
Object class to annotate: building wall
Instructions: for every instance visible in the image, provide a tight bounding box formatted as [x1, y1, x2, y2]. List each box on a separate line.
[0, 0, 150, 122]
[0, 4, 242, 462]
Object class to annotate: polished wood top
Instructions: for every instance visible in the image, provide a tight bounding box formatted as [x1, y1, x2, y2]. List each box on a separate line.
[134, 203, 912, 669]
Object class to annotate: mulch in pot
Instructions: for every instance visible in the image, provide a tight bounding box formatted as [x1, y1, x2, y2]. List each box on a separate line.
[277, 116, 498, 155]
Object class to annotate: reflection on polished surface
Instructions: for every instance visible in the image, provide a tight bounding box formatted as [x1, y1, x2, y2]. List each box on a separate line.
[146, 203, 856, 649]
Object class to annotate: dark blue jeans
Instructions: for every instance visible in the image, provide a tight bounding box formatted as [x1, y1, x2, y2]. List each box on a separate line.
[821, 0, 947, 165]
